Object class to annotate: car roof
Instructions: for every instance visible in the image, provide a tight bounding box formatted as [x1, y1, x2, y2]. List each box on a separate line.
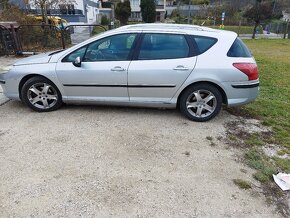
[114, 23, 237, 38]
[52, 23, 237, 62]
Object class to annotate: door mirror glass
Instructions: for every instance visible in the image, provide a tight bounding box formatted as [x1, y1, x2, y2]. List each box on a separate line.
[73, 56, 81, 67]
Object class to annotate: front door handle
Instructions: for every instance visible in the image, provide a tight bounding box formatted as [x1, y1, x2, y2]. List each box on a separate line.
[173, 65, 189, 71]
[111, 66, 126, 72]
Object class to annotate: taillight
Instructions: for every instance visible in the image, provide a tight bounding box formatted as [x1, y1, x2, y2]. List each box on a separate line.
[233, 63, 258, 81]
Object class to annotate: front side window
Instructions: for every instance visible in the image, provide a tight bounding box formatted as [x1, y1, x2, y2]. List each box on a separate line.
[83, 33, 137, 62]
[138, 34, 189, 60]
[62, 33, 137, 62]
[62, 46, 87, 62]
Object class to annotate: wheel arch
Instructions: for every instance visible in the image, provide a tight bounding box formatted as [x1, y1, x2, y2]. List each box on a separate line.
[176, 81, 228, 107]
[18, 74, 57, 100]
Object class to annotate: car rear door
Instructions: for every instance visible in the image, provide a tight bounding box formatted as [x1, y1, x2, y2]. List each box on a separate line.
[127, 32, 197, 103]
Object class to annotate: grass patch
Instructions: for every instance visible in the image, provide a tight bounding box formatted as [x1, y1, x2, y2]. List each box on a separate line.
[243, 39, 290, 149]
[209, 25, 262, 35]
[244, 134, 264, 146]
[206, 136, 213, 141]
[233, 179, 252, 190]
[228, 134, 238, 142]
[226, 39, 290, 216]
[244, 148, 276, 183]
[272, 157, 290, 172]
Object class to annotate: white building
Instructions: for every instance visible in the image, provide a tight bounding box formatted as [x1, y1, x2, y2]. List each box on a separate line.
[282, 10, 290, 22]
[129, 0, 166, 22]
[10, 0, 100, 24]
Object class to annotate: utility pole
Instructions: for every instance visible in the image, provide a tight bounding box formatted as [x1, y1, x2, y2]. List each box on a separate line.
[272, 0, 277, 15]
[187, 0, 191, 24]
[284, 19, 289, 39]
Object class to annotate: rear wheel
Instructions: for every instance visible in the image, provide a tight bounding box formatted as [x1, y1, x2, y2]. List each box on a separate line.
[179, 83, 222, 122]
[21, 76, 62, 112]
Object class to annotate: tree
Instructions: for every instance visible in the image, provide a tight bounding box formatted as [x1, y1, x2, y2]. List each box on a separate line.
[0, 0, 10, 11]
[140, 0, 156, 23]
[32, 0, 74, 24]
[115, 0, 131, 25]
[192, 0, 209, 4]
[243, 0, 283, 39]
[101, 15, 109, 25]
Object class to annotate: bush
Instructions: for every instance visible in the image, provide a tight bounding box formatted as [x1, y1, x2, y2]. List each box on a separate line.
[101, 15, 110, 26]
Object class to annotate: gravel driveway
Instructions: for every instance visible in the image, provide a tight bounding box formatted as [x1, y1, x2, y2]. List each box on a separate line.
[0, 57, 281, 217]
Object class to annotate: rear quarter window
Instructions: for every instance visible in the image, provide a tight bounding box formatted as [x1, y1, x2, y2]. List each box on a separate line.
[227, 38, 252, 57]
[190, 36, 217, 55]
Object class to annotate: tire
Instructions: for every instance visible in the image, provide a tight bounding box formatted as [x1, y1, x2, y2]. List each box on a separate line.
[179, 83, 222, 122]
[21, 76, 62, 112]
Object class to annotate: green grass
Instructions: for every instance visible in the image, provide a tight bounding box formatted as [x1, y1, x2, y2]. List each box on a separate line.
[244, 39, 290, 149]
[209, 25, 263, 35]
[233, 179, 252, 189]
[244, 134, 264, 147]
[244, 148, 276, 183]
[234, 39, 290, 182]
[206, 136, 213, 141]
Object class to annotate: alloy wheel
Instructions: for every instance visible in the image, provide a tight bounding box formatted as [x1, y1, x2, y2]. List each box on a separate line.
[27, 83, 58, 109]
[186, 89, 217, 118]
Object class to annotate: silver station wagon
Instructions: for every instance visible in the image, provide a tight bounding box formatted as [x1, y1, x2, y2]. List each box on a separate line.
[0, 24, 259, 122]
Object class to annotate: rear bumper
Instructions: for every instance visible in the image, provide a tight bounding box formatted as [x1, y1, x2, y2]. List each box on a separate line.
[222, 81, 259, 107]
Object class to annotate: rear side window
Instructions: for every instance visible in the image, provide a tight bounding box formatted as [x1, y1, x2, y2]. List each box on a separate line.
[227, 38, 252, 57]
[138, 33, 189, 60]
[190, 36, 217, 55]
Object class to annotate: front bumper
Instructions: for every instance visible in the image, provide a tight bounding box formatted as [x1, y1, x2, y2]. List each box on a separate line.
[0, 72, 6, 84]
[0, 72, 20, 100]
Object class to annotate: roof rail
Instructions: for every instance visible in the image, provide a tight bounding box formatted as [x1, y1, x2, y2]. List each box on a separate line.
[118, 23, 205, 31]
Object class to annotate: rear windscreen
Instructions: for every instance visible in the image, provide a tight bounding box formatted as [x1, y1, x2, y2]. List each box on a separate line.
[227, 38, 252, 57]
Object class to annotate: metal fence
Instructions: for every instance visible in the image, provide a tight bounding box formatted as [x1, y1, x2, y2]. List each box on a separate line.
[267, 22, 290, 39]
[0, 24, 107, 55]
[0, 25, 19, 55]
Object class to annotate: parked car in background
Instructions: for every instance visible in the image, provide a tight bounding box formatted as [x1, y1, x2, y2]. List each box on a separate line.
[0, 24, 259, 121]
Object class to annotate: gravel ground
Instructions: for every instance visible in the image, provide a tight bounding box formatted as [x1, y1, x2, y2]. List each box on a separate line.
[0, 57, 281, 217]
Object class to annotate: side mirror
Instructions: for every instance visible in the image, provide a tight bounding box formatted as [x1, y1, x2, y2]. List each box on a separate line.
[73, 56, 81, 67]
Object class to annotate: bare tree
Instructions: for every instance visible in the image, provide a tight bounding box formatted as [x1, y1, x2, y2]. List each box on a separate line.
[32, 0, 74, 24]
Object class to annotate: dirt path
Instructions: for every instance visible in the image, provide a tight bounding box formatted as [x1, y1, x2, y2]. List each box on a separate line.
[0, 56, 281, 217]
[0, 100, 281, 217]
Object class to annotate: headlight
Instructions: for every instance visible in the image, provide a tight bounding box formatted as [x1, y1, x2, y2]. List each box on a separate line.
[0, 65, 13, 73]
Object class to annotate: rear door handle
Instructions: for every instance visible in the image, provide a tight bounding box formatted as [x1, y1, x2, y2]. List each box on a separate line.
[111, 66, 126, 72]
[173, 65, 189, 71]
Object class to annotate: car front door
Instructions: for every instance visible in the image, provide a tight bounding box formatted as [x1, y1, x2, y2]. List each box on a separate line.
[56, 33, 138, 102]
[127, 33, 197, 103]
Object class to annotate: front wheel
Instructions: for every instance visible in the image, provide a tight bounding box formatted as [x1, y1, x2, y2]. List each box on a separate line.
[21, 76, 62, 112]
[179, 83, 223, 122]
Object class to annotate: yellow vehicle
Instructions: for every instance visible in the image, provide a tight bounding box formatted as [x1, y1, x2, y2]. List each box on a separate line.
[34, 16, 68, 30]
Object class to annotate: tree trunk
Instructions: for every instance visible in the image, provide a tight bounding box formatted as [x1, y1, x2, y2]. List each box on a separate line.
[44, 3, 48, 24]
[40, 4, 46, 23]
[252, 22, 259, 39]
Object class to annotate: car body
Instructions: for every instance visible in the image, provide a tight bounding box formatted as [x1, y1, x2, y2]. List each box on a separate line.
[0, 24, 259, 121]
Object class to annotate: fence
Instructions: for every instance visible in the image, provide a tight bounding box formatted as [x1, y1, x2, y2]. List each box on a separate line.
[0, 24, 19, 55]
[266, 22, 290, 39]
[0, 24, 107, 55]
